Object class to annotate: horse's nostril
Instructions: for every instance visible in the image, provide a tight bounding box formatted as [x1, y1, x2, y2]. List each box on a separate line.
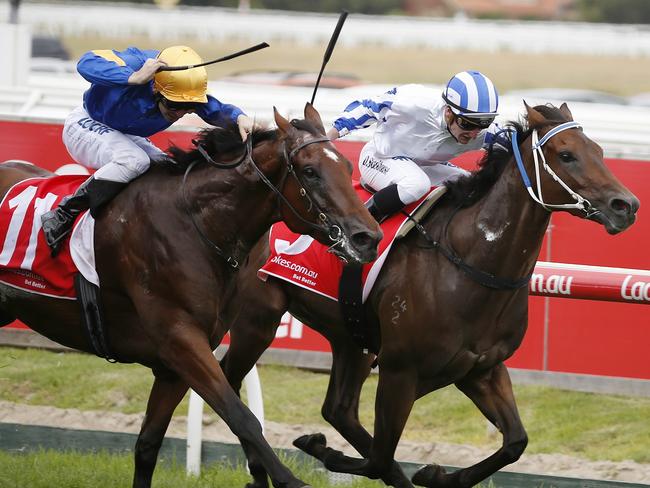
[351, 231, 380, 251]
[610, 198, 633, 216]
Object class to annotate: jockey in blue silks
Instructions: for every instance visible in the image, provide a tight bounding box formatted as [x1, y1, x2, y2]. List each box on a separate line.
[41, 45, 254, 256]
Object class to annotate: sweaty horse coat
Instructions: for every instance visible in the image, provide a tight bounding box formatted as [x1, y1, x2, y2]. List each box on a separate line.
[0, 104, 382, 488]
[219, 103, 639, 488]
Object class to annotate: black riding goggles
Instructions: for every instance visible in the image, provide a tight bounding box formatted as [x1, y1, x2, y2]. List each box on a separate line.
[455, 115, 494, 131]
[160, 98, 201, 113]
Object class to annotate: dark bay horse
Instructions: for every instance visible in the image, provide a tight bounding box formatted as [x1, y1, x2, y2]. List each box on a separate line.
[0, 104, 382, 488]
[219, 103, 640, 488]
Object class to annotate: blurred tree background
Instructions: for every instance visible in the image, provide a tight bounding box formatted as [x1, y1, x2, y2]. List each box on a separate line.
[577, 0, 650, 23]
[31, 0, 650, 22]
[155, 0, 403, 14]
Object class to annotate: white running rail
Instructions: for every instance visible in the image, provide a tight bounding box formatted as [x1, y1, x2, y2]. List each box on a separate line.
[186, 362, 264, 476]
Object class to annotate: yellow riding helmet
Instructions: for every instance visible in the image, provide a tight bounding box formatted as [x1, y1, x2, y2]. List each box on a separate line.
[154, 46, 208, 103]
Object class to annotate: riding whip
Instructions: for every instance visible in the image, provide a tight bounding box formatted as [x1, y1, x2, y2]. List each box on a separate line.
[310, 11, 348, 105]
[158, 42, 270, 71]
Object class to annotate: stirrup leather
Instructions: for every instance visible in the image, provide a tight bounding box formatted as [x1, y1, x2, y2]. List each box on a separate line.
[395, 187, 447, 240]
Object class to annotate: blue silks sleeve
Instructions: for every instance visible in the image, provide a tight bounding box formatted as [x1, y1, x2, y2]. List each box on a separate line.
[197, 95, 245, 127]
[77, 47, 154, 87]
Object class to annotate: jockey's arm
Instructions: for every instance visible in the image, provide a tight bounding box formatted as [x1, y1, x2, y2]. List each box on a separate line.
[481, 122, 512, 153]
[330, 86, 400, 139]
[77, 48, 158, 87]
[196, 95, 246, 130]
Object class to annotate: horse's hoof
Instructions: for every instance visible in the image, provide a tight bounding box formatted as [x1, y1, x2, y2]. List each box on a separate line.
[412, 464, 446, 487]
[293, 433, 327, 452]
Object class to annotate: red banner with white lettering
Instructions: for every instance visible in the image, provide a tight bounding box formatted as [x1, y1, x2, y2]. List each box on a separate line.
[1, 118, 649, 380]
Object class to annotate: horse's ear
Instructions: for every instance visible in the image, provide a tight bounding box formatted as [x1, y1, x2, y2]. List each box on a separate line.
[524, 100, 546, 128]
[273, 106, 291, 135]
[304, 102, 325, 133]
[559, 102, 574, 121]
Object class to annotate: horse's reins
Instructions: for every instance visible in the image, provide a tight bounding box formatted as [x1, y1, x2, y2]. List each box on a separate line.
[181, 136, 253, 268]
[413, 120, 589, 290]
[182, 134, 344, 268]
[282, 134, 344, 243]
[412, 201, 532, 290]
[180, 10, 350, 267]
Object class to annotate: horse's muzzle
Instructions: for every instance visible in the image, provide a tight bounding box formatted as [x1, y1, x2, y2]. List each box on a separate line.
[331, 224, 382, 265]
[591, 193, 640, 235]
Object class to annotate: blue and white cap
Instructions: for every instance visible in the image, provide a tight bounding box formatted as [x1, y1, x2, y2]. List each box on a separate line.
[442, 70, 499, 118]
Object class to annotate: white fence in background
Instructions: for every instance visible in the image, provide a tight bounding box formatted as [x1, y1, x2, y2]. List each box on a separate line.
[186, 363, 264, 476]
[2, 72, 650, 160]
[3, 1, 650, 56]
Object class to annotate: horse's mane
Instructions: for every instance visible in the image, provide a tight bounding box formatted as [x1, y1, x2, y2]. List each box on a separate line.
[160, 122, 278, 172]
[444, 104, 568, 208]
[157, 117, 326, 172]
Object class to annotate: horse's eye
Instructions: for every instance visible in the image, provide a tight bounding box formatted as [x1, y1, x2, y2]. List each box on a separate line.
[558, 151, 576, 163]
[302, 166, 318, 178]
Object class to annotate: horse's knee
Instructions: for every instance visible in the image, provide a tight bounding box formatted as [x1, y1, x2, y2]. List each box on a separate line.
[503, 434, 528, 464]
[321, 403, 353, 430]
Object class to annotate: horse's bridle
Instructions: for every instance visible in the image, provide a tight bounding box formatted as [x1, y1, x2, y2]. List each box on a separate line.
[183, 133, 344, 268]
[511, 121, 599, 219]
[412, 119, 596, 290]
[262, 134, 344, 244]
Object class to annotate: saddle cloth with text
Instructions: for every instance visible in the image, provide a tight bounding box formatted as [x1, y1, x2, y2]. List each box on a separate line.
[0, 175, 96, 299]
[258, 182, 437, 303]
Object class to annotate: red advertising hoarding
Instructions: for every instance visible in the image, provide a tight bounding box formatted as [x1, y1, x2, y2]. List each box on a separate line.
[1, 118, 648, 379]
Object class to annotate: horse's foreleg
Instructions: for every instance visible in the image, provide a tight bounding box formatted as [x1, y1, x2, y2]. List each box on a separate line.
[301, 366, 416, 486]
[365, 367, 417, 479]
[163, 325, 308, 488]
[133, 371, 189, 488]
[221, 298, 287, 488]
[298, 343, 412, 487]
[412, 363, 528, 488]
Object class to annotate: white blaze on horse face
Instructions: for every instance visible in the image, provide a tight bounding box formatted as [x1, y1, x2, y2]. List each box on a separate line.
[322, 148, 340, 163]
[478, 220, 510, 242]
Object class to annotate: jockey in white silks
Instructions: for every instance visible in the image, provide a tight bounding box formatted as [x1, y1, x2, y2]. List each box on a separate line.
[327, 70, 506, 222]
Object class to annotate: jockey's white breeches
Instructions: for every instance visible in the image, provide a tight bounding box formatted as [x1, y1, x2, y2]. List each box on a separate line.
[63, 106, 166, 183]
[358, 142, 469, 204]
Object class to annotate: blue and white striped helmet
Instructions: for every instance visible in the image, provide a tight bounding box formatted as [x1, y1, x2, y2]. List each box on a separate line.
[442, 70, 499, 118]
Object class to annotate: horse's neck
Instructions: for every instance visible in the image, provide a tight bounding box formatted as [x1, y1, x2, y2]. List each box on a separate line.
[190, 161, 281, 266]
[448, 154, 551, 278]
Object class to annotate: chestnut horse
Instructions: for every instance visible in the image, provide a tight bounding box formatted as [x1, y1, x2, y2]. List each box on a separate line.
[0, 104, 382, 488]
[219, 103, 639, 488]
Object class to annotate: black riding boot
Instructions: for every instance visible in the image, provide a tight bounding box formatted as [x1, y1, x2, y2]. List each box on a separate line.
[41, 177, 92, 256]
[365, 184, 406, 223]
[41, 176, 126, 257]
